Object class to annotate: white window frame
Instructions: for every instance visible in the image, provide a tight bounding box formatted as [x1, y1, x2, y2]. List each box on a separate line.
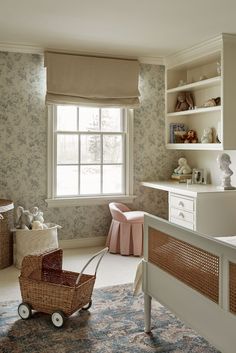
[46, 105, 135, 207]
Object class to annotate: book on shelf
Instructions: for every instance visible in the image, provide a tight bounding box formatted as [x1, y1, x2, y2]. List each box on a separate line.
[169, 123, 187, 143]
[171, 173, 192, 182]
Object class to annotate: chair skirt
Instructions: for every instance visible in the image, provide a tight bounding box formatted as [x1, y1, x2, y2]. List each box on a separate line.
[106, 219, 143, 256]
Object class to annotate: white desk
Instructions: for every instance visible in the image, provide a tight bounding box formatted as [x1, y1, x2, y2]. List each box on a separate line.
[141, 181, 236, 236]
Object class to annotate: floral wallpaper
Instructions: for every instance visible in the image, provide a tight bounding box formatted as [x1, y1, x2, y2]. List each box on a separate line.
[0, 52, 180, 240]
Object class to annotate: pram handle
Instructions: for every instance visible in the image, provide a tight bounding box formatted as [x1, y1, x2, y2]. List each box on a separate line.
[75, 247, 108, 285]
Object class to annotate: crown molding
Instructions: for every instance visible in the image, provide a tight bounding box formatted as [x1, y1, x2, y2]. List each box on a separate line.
[138, 56, 164, 65]
[0, 41, 43, 54]
[0, 41, 164, 65]
[164, 34, 224, 68]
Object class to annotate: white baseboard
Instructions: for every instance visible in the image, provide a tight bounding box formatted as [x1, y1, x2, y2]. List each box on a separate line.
[59, 236, 106, 249]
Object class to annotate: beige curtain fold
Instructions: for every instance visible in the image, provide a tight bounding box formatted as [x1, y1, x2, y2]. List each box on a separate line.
[44, 51, 140, 107]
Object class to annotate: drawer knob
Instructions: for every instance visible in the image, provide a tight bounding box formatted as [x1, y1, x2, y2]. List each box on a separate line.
[179, 212, 185, 218]
[178, 201, 184, 207]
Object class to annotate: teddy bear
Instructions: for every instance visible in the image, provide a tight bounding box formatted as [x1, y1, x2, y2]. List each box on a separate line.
[175, 92, 194, 112]
[183, 129, 198, 143]
[174, 157, 192, 175]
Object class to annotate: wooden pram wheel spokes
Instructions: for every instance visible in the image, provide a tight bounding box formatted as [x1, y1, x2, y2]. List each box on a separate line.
[18, 303, 32, 320]
[51, 311, 66, 328]
[82, 300, 92, 310]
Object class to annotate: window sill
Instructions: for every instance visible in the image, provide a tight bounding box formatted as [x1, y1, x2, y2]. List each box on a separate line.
[45, 195, 136, 208]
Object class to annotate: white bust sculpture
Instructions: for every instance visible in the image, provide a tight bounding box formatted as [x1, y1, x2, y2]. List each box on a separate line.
[174, 157, 192, 175]
[217, 153, 236, 190]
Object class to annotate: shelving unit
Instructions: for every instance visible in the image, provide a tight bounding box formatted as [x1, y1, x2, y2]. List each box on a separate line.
[165, 34, 236, 150]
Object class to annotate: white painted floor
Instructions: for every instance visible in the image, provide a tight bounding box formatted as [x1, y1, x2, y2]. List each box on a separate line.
[0, 247, 141, 302]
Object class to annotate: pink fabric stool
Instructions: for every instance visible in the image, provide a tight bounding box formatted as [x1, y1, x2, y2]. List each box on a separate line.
[106, 202, 144, 256]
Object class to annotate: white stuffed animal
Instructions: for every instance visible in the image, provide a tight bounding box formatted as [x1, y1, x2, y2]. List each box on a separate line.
[15, 206, 34, 229]
[201, 127, 213, 144]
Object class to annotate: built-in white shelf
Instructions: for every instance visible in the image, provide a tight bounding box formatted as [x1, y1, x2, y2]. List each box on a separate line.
[167, 76, 221, 93]
[165, 34, 236, 150]
[167, 106, 221, 117]
[166, 143, 222, 150]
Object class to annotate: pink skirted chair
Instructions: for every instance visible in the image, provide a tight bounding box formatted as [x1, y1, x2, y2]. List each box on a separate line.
[106, 202, 144, 256]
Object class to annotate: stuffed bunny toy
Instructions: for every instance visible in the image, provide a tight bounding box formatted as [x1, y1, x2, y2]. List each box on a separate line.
[175, 92, 194, 112]
[15, 206, 34, 229]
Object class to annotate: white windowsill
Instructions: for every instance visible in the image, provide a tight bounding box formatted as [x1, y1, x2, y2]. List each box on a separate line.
[46, 195, 136, 208]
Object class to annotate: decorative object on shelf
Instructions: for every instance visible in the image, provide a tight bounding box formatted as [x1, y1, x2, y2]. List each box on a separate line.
[192, 168, 206, 184]
[172, 157, 192, 183]
[175, 92, 194, 112]
[178, 80, 186, 87]
[216, 121, 222, 143]
[201, 127, 213, 144]
[217, 153, 236, 190]
[169, 123, 187, 143]
[173, 157, 192, 175]
[171, 173, 192, 183]
[202, 97, 221, 108]
[183, 129, 198, 143]
[199, 75, 208, 81]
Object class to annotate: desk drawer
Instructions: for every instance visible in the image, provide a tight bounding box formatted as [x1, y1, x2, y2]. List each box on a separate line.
[169, 194, 194, 212]
[170, 207, 194, 223]
[170, 216, 194, 230]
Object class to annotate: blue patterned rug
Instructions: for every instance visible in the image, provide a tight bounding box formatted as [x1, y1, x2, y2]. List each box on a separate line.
[0, 284, 220, 353]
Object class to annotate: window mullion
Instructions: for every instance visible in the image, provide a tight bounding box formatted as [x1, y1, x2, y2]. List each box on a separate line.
[54, 106, 58, 198]
[77, 108, 80, 196]
[100, 109, 103, 194]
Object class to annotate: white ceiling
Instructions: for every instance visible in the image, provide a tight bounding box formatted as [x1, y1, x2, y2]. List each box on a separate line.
[1, 0, 236, 59]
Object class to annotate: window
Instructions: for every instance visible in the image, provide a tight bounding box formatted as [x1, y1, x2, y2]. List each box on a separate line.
[47, 105, 134, 206]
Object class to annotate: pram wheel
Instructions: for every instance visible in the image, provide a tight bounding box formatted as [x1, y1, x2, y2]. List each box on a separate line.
[18, 303, 32, 319]
[51, 310, 66, 328]
[82, 300, 92, 310]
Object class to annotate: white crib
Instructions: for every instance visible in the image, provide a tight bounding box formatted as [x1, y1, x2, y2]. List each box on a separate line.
[143, 213, 236, 353]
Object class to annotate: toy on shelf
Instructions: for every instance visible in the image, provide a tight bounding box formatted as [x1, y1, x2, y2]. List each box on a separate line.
[202, 97, 221, 108]
[171, 157, 192, 183]
[183, 129, 198, 143]
[201, 127, 213, 144]
[175, 92, 194, 112]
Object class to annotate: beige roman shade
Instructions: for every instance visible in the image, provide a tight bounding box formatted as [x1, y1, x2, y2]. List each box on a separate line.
[44, 51, 140, 107]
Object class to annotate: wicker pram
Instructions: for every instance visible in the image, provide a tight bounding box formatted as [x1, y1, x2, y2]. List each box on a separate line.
[18, 247, 108, 327]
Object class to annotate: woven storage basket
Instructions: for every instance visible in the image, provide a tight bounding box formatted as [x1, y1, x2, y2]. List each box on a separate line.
[0, 199, 14, 269]
[15, 223, 59, 269]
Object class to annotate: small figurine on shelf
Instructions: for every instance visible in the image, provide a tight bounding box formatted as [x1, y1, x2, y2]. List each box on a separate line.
[217, 153, 236, 190]
[174, 157, 192, 175]
[175, 92, 194, 112]
[202, 97, 221, 108]
[183, 129, 198, 143]
[171, 157, 192, 182]
[178, 80, 186, 87]
[201, 127, 213, 144]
